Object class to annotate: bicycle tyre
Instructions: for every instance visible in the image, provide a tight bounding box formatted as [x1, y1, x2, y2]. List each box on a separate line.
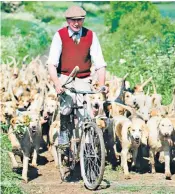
[80, 122, 105, 190]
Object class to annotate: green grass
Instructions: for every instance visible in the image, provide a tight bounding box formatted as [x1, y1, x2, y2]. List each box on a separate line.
[109, 185, 175, 194]
[1, 19, 38, 36]
[1, 18, 51, 63]
[0, 134, 26, 194]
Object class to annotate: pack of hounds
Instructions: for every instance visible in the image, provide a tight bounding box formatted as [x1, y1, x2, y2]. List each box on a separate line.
[1, 56, 175, 183]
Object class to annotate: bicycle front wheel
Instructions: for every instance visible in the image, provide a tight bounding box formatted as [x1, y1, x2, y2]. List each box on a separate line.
[80, 122, 105, 190]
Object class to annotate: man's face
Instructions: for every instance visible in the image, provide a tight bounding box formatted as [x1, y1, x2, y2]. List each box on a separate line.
[67, 18, 84, 32]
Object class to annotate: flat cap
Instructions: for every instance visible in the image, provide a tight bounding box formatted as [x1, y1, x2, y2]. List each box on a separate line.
[64, 5, 86, 19]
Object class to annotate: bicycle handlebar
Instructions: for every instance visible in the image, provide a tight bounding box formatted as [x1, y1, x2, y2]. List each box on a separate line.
[63, 85, 106, 95]
[58, 66, 106, 96]
[62, 66, 79, 87]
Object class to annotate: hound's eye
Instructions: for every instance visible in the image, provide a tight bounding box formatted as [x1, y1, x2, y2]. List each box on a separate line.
[162, 124, 164, 126]
[139, 129, 142, 132]
[132, 129, 135, 132]
[126, 95, 129, 98]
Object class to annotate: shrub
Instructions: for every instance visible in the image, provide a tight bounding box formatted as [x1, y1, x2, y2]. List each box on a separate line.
[1, 1, 22, 13]
[0, 134, 25, 194]
[101, 2, 175, 104]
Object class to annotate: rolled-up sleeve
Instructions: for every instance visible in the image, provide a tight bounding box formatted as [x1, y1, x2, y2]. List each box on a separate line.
[90, 32, 107, 70]
[48, 32, 62, 68]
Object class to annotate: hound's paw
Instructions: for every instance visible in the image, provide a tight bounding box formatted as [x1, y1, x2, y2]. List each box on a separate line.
[22, 176, 28, 183]
[115, 152, 120, 161]
[124, 174, 131, 180]
[165, 172, 171, 180]
[31, 162, 38, 168]
[151, 168, 156, 174]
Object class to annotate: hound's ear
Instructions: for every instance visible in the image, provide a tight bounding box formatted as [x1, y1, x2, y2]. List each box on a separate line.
[128, 126, 132, 133]
[152, 97, 156, 106]
[96, 118, 106, 129]
[116, 122, 123, 140]
[105, 82, 110, 88]
[10, 118, 16, 125]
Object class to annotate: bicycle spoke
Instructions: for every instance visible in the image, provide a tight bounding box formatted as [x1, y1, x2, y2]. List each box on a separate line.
[82, 127, 103, 184]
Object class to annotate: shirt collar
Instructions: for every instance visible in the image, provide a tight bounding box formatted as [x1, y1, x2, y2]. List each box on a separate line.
[68, 27, 82, 37]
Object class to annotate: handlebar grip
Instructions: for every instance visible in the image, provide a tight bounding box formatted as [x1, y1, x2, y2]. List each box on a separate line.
[69, 66, 79, 78]
[62, 66, 80, 87]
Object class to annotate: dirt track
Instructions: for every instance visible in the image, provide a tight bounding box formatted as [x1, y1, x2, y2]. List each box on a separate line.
[20, 146, 175, 194]
[21, 148, 92, 194]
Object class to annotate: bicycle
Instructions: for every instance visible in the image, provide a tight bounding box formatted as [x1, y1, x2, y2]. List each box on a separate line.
[57, 66, 106, 190]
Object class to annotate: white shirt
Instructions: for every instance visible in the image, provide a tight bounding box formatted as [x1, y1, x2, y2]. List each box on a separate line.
[48, 27, 107, 70]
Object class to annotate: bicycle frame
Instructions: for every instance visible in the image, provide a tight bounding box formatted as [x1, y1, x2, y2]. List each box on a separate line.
[57, 67, 105, 188]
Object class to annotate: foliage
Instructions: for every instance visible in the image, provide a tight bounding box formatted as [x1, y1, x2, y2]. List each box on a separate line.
[0, 123, 9, 133]
[1, 19, 38, 37]
[101, 2, 175, 104]
[1, 19, 51, 64]
[23, 1, 67, 23]
[105, 2, 147, 32]
[0, 134, 25, 194]
[1, 1, 22, 13]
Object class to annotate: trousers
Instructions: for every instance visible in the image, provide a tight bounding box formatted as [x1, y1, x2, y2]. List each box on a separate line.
[58, 74, 92, 135]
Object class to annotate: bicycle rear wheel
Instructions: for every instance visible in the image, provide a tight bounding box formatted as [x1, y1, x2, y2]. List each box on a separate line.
[80, 122, 105, 190]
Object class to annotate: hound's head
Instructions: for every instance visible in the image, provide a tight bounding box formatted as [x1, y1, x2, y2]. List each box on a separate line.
[129, 118, 145, 145]
[27, 112, 40, 134]
[89, 93, 105, 117]
[44, 98, 58, 115]
[158, 118, 174, 138]
[4, 101, 17, 118]
[10, 115, 30, 138]
[18, 96, 31, 109]
[136, 106, 151, 123]
[123, 91, 136, 108]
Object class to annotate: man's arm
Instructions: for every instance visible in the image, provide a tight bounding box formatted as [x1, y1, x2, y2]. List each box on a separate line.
[48, 32, 64, 94]
[90, 32, 107, 91]
[48, 64, 64, 94]
[96, 67, 106, 87]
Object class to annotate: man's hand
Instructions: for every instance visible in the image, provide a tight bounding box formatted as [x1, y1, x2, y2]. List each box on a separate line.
[55, 81, 64, 94]
[48, 63, 64, 94]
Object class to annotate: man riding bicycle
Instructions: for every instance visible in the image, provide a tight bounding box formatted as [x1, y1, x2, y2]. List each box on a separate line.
[48, 5, 107, 148]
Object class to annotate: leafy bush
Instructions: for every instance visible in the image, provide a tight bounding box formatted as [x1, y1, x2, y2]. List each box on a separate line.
[1, 1, 22, 13]
[0, 134, 25, 194]
[105, 2, 151, 32]
[101, 2, 175, 104]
